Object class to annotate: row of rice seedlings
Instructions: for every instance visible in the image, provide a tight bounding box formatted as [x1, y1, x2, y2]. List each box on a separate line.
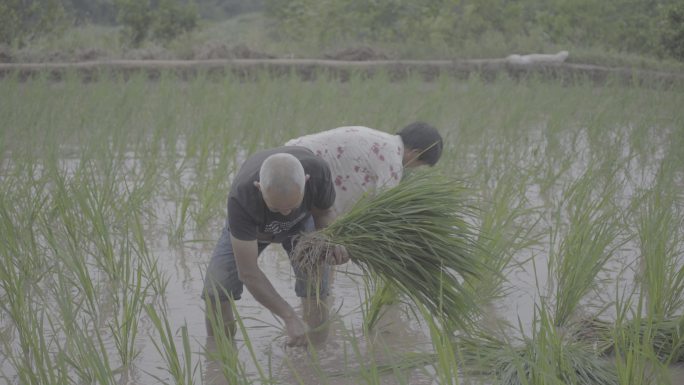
[0, 300, 71, 384]
[42, 172, 103, 323]
[75, 161, 126, 283]
[453, 159, 628, 384]
[0, 186, 104, 384]
[0, 136, 168, 383]
[45, 158, 169, 377]
[609, 281, 673, 385]
[53, 280, 115, 384]
[108, 231, 152, 367]
[0, 207, 58, 385]
[3, 71, 671, 246]
[537, 164, 624, 385]
[3, 71, 682, 159]
[575, 155, 684, 381]
[550, 166, 626, 327]
[458, 305, 619, 385]
[582, 310, 682, 385]
[47, 263, 119, 385]
[168, 187, 193, 246]
[41, 190, 151, 380]
[187, 153, 235, 234]
[634, 164, 684, 320]
[466, 167, 544, 307]
[0, 74, 200, 383]
[145, 303, 199, 385]
[203, 297, 251, 385]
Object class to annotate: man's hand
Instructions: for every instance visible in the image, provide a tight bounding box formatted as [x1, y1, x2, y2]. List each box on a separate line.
[310, 206, 349, 265]
[328, 244, 349, 265]
[232, 235, 309, 347]
[284, 314, 308, 347]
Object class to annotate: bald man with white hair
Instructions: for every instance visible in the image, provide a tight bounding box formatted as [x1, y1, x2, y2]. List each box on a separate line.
[203, 147, 348, 347]
[258, 153, 307, 214]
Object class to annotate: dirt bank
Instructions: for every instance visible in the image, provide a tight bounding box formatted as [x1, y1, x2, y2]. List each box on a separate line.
[1, 58, 683, 87]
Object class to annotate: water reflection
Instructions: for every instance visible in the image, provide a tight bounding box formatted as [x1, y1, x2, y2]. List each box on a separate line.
[194, 247, 434, 384]
[2, 126, 683, 384]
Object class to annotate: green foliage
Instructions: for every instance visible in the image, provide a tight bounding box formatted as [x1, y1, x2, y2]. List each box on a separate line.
[264, 0, 448, 43]
[151, 0, 198, 43]
[62, 0, 117, 24]
[58, 0, 260, 25]
[457, 310, 619, 385]
[0, 0, 67, 46]
[115, 0, 198, 47]
[115, 0, 152, 47]
[197, 0, 264, 20]
[264, 0, 684, 59]
[661, 3, 684, 61]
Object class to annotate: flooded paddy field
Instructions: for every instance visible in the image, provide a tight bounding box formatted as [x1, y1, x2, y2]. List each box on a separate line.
[1, 71, 683, 384]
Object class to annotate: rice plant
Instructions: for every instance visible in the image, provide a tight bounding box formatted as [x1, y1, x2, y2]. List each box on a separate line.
[203, 296, 252, 385]
[551, 167, 626, 327]
[144, 304, 200, 385]
[466, 168, 543, 307]
[634, 172, 684, 320]
[107, 245, 149, 367]
[457, 305, 618, 385]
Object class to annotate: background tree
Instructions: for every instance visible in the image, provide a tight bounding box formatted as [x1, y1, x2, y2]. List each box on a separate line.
[0, 0, 66, 46]
[264, 0, 684, 61]
[63, 0, 118, 24]
[661, 3, 684, 61]
[115, 0, 198, 47]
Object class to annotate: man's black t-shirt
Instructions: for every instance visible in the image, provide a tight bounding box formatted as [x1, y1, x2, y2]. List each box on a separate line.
[227, 146, 335, 242]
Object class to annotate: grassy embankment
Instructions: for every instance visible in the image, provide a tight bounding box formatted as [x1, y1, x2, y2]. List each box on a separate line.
[5, 12, 684, 75]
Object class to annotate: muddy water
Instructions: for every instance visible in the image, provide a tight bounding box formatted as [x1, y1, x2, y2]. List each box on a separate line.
[3, 142, 683, 385]
[143, 238, 436, 385]
[139, 235, 684, 385]
[152, 149, 682, 385]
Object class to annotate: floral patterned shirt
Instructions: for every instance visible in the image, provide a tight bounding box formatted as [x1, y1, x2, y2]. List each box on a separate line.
[286, 126, 404, 214]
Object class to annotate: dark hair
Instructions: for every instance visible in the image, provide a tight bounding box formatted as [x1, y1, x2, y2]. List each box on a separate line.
[396, 122, 443, 166]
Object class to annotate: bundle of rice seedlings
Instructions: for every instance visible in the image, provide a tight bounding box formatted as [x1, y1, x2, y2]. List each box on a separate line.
[292, 171, 487, 330]
[456, 331, 618, 385]
[575, 315, 684, 363]
[644, 317, 684, 362]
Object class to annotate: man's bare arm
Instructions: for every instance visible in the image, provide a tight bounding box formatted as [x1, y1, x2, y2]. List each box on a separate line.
[310, 206, 337, 230]
[231, 235, 307, 346]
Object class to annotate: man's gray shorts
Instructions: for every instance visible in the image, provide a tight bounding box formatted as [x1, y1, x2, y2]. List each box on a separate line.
[202, 216, 330, 302]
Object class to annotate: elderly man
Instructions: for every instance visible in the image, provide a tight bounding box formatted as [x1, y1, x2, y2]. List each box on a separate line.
[285, 122, 443, 215]
[203, 148, 348, 346]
